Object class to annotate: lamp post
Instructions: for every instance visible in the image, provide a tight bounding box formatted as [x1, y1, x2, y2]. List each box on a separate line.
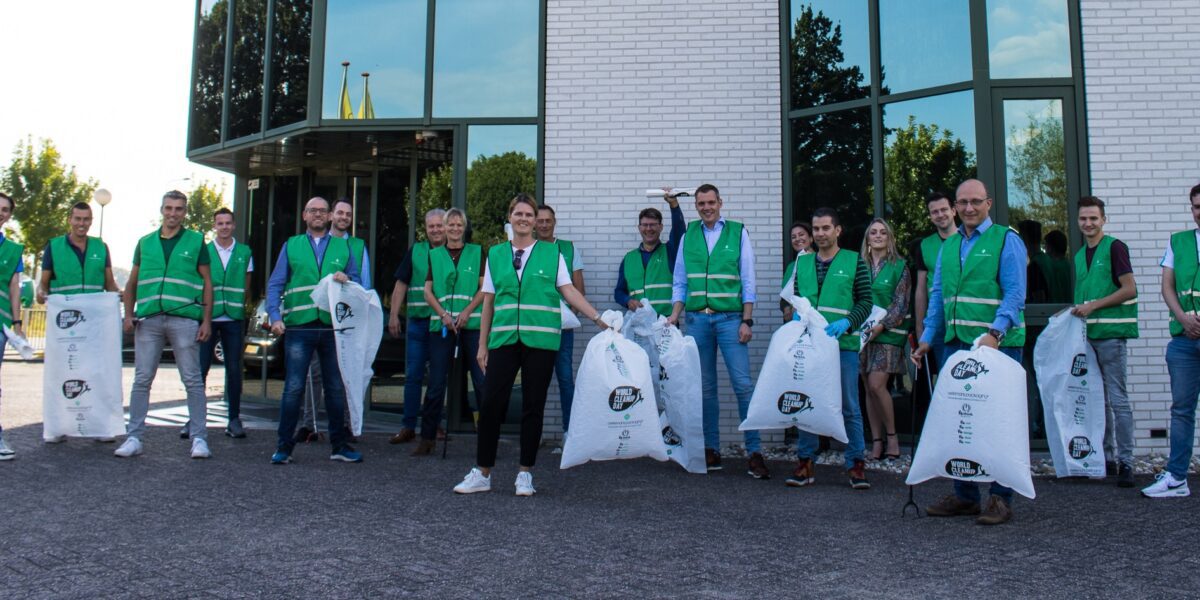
[94, 188, 112, 238]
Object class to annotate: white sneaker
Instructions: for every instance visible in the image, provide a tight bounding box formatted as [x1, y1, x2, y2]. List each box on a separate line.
[1141, 471, 1190, 498]
[515, 471, 536, 496]
[453, 468, 492, 494]
[113, 437, 143, 458]
[0, 435, 15, 460]
[44, 435, 67, 444]
[190, 437, 212, 459]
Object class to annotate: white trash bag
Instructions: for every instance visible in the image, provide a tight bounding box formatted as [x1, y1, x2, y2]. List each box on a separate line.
[653, 319, 706, 474]
[3, 325, 34, 359]
[1034, 310, 1107, 478]
[856, 305, 888, 352]
[623, 299, 662, 405]
[561, 311, 669, 468]
[312, 275, 384, 436]
[739, 296, 847, 442]
[907, 338, 1036, 499]
[42, 293, 126, 440]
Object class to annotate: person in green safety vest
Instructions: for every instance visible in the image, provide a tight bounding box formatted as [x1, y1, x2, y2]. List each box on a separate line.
[0, 192, 24, 461]
[857, 218, 911, 462]
[453, 193, 606, 497]
[1143, 184, 1200, 499]
[913, 191, 957, 371]
[614, 190, 686, 315]
[198, 207, 253, 439]
[1068, 196, 1138, 489]
[779, 221, 814, 323]
[535, 204, 586, 438]
[36, 202, 120, 304]
[114, 190, 215, 460]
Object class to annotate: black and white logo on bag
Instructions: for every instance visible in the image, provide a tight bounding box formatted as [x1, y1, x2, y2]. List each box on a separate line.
[945, 458, 987, 478]
[55, 309, 86, 329]
[608, 386, 643, 411]
[62, 379, 91, 399]
[1070, 353, 1088, 376]
[777, 391, 813, 415]
[335, 302, 354, 323]
[1068, 436, 1094, 459]
[662, 426, 682, 447]
[951, 358, 989, 380]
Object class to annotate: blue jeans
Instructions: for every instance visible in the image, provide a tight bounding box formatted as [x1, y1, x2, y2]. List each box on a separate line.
[403, 317, 432, 430]
[277, 324, 348, 452]
[422, 328, 485, 441]
[553, 328, 575, 432]
[1165, 336, 1200, 479]
[200, 320, 245, 419]
[796, 350, 865, 468]
[686, 312, 759, 453]
[946, 340, 1022, 504]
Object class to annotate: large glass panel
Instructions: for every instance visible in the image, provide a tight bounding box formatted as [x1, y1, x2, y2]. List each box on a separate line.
[228, 0, 268, 140]
[790, 107, 873, 250]
[879, 0, 971, 94]
[788, 0, 870, 110]
[465, 125, 537, 247]
[191, 0, 228, 149]
[323, 0, 427, 119]
[268, 0, 312, 129]
[987, 0, 1071, 79]
[882, 91, 977, 249]
[432, 0, 539, 118]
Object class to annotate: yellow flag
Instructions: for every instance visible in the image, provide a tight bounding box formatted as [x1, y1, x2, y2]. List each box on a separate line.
[358, 72, 375, 120]
[338, 61, 354, 119]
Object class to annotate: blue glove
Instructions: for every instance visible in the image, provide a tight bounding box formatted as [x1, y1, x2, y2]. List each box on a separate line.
[824, 318, 850, 338]
[792, 310, 802, 322]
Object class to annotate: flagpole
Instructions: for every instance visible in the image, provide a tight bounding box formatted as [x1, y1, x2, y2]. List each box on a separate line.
[338, 61, 353, 119]
[358, 72, 375, 120]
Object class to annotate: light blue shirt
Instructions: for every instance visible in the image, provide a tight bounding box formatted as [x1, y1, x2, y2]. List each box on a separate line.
[920, 218, 1027, 345]
[0, 234, 23, 274]
[671, 217, 757, 307]
[266, 232, 361, 323]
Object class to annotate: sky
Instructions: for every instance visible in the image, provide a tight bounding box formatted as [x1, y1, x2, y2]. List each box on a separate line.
[0, 1, 234, 269]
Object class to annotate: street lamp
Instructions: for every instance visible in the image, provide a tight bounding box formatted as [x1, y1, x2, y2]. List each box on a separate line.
[94, 188, 112, 238]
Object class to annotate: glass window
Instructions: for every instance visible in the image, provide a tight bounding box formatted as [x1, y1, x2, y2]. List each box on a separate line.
[788, 0, 870, 110]
[466, 125, 538, 247]
[882, 91, 977, 248]
[790, 107, 873, 250]
[433, 0, 539, 118]
[228, 0, 268, 140]
[987, 0, 1071, 79]
[879, 0, 971, 94]
[323, 0, 427, 119]
[191, 0, 228, 149]
[268, 0, 312, 129]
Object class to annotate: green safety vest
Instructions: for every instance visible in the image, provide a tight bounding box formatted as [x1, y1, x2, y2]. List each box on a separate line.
[940, 225, 1025, 347]
[921, 232, 948, 293]
[487, 241, 562, 351]
[1073, 236, 1138, 340]
[208, 241, 252, 320]
[622, 244, 672, 316]
[1168, 230, 1200, 337]
[48, 236, 106, 295]
[0, 238, 23, 327]
[556, 239, 575, 273]
[407, 241, 433, 319]
[134, 229, 205, 321]
[795, 250, 861, 351]
[683, 220, 744, 313]
[429, 243, 483, 331]
[281, 234, 350, 326]
[868, 258, 911, 347]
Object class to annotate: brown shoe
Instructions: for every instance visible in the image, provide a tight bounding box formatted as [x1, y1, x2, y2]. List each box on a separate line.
[747, 452, 771, 479]
[848, 459, 870, 489]
[705, 448, 723, 471]
[926, 494, 982, 517]
[786, 458, 815, 487]
[975, 496, 1013, 525]
[389, 428, 416, 444]
[436, 427, 448, 441]
[411, 439, 436, 456]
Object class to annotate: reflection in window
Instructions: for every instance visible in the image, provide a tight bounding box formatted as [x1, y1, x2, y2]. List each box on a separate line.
[882, 91, 976, 248]
[323, 0, 427, 119]
[789, 0, 871, 110]
[879, 0, 971, 94]
[228, 0, 267, 140]
[791, 108, 872, 249]
[465, 126, 537, 247]
[433, 0, 539, 118]
[268, 0, 311, 129]
[191, 0, 228, 149]
[988, 0, 1071, 79]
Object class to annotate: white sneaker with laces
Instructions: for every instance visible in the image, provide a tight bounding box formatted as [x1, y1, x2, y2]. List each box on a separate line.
[0, 435, 15, 460]
[190, 437, 212, 459]
[453, 468, 491, 494]
[1141, 471, 1189, 498]
[515, 471, 536, 496]
[113, 437, 143, 458]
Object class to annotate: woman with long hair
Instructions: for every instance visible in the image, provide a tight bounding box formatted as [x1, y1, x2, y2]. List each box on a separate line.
[858, 218, 911, 460]
[781, 221, 815, 322]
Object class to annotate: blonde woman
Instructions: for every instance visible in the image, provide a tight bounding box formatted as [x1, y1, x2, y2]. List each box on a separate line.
[859, 218, 911, 460]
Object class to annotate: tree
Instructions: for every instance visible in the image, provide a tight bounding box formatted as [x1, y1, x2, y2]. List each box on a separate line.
[1, 137, 97, 269]
[883, 117, 977, 249]
[412, 151, 537, 248]
[183, 181, 230, 235]
[1007, 114, 1067, 235]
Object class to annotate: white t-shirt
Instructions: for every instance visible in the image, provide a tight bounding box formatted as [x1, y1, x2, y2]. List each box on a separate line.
[1159, 229, 1200, 269]
[212, 239, 254, 322]
[481, 242, 572, 293]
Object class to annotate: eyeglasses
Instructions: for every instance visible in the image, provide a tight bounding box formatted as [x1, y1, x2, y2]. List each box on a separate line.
[637, 223, 661, 229]
[955, 198, 988, 208]
[306, 208, 329, 214]
[513, 248, 525, 270]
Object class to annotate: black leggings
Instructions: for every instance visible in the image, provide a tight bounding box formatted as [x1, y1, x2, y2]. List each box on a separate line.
[475, 342, 557, 468]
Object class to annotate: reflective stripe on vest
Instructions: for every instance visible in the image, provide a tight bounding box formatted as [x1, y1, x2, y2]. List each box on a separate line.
[0, 239, 23, 327]
[1073, 236, 1138, 339]
[487, 241, 562, 351]
[940, 225, 1025, 347]
[48, 236, 107, 294]
[282, 235, 350, 326]
[208, 241, 252, 320]
[682, 220, 743, 312]
[622, 244, 672, 316]
[134, 229, 205, 320]
[429, 244, 483, 331]
[407, 241, 432, 318]
[795, 249, 861, 351]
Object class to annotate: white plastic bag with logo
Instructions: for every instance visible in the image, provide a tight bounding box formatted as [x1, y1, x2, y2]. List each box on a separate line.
[42, 293, 126, 440]
[907, 339, 1035, 499]
[3, 325, 34, 359]
[739, 296, 847, 442]
[1034, 311, 1107, 478]
[623, 299, 662, 405]
[653, 319, 706, 474]
[561, 311, 669, 469]
[312, 276, 383, 436]
[856, 305, 888, 352]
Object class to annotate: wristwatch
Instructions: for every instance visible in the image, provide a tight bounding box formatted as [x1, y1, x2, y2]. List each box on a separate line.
[987, 328, 1005, 342]
[742, 319, 754, 328]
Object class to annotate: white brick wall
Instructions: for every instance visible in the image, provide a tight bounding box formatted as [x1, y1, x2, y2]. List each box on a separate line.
[1081, 0, 1200, 455]
[542, 0, 783, 446]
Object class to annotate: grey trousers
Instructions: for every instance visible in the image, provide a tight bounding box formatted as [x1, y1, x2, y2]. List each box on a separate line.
[1091, 337, 1134, 467]
[127, 315, 208, 441]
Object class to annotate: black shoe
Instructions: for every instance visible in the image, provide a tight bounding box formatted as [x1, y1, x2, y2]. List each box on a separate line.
[179, 423, 190, 439]
[1117, 463, 1134, 488]
[705, 448, 723, 472]
[293, 426, 316, 444]
[225, 418, 246, 439]
[1106, 461, 1118, 477]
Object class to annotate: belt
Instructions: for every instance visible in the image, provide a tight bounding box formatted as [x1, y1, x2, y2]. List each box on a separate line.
[693, 308, 735, 315]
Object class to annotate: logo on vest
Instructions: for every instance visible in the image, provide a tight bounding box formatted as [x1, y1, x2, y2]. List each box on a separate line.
[945, 458, 987, 478]
[951, 358, 988, 380]
[335, 302, 354, 323]
[608, 386, 644, 412]
[778, 391, 813, 416]
[55, 310, 86, 329]
[1070, 354, 1088, 376]
[62, 379, 91, 399]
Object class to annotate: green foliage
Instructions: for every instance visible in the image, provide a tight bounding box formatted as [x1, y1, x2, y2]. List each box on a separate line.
[1007, 114, 1067, 235]
[883, 117, 977, 250]
[1, 137, 97, 269]
[413, 151, 537, 248]
[183, 181, 230, 236]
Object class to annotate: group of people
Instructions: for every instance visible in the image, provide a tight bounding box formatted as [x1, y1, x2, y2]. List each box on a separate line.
[0, 179, 1197, 521]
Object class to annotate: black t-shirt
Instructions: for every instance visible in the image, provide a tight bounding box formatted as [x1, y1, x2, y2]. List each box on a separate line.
[1085, 238, 1133, 289]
